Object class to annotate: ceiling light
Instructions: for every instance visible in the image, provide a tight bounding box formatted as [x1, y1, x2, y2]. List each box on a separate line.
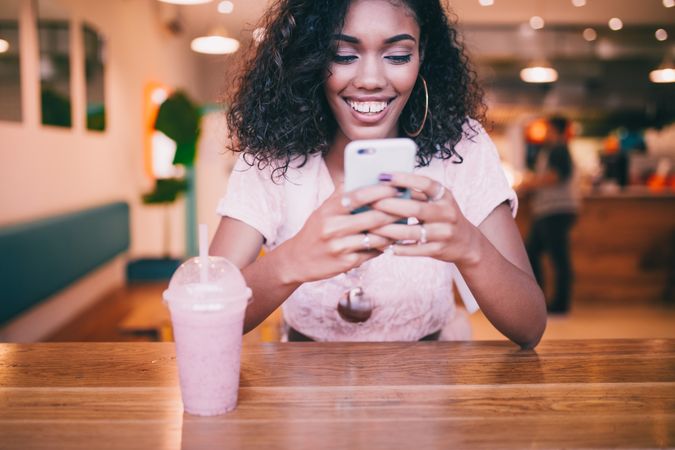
[217, 1, 234, 14]
[582, 28, 597, 41]
[571, 0, 586, 6]
[650, 57, 675, 83]
[663, 0, 674, 7]
[608, 18, 623, 31]
[655, 29, 668, 41]
[520, 61, 558, 83]
[191, 27, 239, 54]
[650, 67, 675, 83]
[158, 0, 212, 4]
[479, 0, 494, 6]
[0, 39, 9, 53]
[529, 16, 545, 30]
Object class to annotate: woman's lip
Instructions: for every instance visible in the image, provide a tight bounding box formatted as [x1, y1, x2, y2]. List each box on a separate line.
[344, 96, 393, 102]
[343, 97, 395, 124]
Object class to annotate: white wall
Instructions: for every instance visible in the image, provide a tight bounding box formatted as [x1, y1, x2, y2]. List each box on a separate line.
[195, 110, 236, 244]
[0, 0, 205, 259]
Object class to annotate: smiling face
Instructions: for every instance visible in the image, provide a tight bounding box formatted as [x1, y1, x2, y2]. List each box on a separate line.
[324, 0, 421, 146]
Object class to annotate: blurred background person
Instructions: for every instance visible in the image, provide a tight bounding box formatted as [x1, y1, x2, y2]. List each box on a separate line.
[519, 116, 580, 315]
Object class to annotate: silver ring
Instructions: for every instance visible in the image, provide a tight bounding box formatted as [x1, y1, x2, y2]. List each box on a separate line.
[418, 224, 428, 245]
[362, 233, 371, 250]
[429, 183, 445, 202]
[341, 195, 353, 210]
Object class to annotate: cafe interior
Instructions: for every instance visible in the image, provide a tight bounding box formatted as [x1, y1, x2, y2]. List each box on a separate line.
[0, 0, 674, 448]
[1, 0, 672, 343]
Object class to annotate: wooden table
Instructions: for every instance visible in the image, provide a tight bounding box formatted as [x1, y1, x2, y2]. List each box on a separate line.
[1, 340, 673, 449]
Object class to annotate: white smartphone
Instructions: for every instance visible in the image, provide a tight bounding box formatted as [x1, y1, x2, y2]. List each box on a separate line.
[344, 138, 417, 217]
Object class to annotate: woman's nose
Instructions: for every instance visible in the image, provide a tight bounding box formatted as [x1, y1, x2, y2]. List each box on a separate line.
[353, 55, 386, 90]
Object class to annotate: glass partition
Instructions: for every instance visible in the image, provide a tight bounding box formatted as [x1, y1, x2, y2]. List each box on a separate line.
[0, 0, 22, 122]
[83, 23, 105, 131]
[37, 0, 71, 127]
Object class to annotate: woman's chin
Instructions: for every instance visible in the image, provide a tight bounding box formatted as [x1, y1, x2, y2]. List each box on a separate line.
[345, 125, 399, 141]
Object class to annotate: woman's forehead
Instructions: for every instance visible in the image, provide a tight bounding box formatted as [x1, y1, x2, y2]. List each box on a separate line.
[341, 0, 419, 35]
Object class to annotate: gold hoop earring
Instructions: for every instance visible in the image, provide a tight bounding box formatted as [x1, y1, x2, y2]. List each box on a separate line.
[404, 76, 428, 138]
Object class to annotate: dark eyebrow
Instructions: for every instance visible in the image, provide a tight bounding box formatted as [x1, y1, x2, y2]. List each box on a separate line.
[384, 34, 416, 44]
[333, 33, 359, 44]
[332, 33, 417, 45]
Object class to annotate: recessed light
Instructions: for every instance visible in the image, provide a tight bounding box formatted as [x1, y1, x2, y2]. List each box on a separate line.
[479, 0, 494, 5]
[529, 16, 545, 30]
[608, 18, 623, 31]
[520, 62, 559, 83]
[0, 39, 9, 53]
[663, 0, 674, 8]
[583, 28, 597, 41]
[655, 29, 668, 41]
[571, 0, 586, 6]
[650, 67, 675, 83]
[191, 36, 239, 54]
[217, 1, 234, 14]
[191, 27, 239, 54]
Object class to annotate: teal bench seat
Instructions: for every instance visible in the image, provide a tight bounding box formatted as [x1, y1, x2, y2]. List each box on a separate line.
[0, 202, 130, 325]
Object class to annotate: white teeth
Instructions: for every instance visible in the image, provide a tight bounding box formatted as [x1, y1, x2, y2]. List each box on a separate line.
[347, 100, 388, 114]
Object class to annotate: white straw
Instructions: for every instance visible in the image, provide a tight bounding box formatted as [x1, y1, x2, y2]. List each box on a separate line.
[199, 223, 208, 283]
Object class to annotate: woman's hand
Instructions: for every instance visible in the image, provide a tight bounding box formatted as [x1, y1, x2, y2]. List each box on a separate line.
[369, 173, 483, 267]
[276, 184, 402, 284]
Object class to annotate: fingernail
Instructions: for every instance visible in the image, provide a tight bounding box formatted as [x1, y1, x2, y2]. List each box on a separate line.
[384, 244, 395, 256]
[378, 173, 393, 182]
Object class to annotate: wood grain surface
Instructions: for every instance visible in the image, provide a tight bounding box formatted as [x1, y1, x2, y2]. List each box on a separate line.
[1, 340, 673, 449]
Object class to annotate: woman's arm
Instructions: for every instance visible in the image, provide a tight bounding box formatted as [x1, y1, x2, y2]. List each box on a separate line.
[210, 184, 401, 333]
[371, 173, 547, 348]
[210, 217, 300, 333]
[456, 202, 547, 348]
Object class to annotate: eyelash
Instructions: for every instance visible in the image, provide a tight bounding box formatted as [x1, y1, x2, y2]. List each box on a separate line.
[332, 54, 413, 65]
[333, 54, 357, 64]
[386, 54, 412, 64]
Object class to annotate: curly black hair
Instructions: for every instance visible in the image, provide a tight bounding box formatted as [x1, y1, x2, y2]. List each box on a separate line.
[226, 0, 485, 179]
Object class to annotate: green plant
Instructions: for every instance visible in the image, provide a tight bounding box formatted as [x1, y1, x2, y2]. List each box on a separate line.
[154, 90, 200, 166]
[142, 90, 200, 204]
[141, 90, 201, 257]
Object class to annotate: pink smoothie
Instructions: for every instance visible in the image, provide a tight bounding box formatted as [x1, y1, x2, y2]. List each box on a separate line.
[170, 297, 247, 415]
[163, 256, 251, 416]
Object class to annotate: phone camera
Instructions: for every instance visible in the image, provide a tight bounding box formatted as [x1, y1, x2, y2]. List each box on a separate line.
[357, 148, 376, 155]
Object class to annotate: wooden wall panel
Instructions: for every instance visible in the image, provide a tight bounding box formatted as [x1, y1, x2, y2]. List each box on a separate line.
[517, 194, 674, 304]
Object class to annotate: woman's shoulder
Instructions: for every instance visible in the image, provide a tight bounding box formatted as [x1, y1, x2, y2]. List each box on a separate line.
[231, 151, 323, 184]
[456, 118, 491, 150]
[430, 118, 494, 169]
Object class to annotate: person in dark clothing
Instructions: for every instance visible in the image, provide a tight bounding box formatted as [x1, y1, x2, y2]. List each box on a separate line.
[520, 117, 580, 314]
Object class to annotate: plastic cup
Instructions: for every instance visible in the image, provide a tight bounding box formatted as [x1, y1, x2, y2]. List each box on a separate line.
[163, 256, 251, 416]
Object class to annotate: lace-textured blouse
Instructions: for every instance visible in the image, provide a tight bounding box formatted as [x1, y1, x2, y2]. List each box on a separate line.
[217, 122, 517, 341]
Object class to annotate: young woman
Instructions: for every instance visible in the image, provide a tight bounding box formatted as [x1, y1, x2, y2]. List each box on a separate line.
[211, 0, 547, 348]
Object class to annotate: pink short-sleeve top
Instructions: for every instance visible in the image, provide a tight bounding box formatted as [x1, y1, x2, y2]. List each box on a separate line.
[217, 122, 517, 341]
